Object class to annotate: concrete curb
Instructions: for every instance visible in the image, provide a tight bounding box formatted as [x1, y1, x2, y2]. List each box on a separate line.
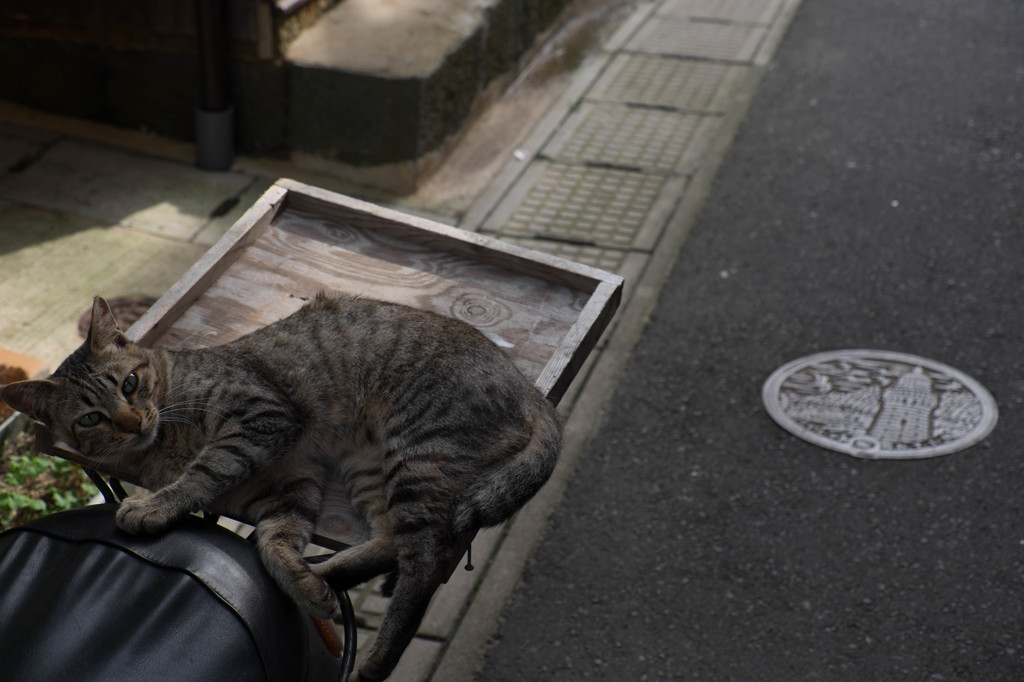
[428, 1, 805, 679]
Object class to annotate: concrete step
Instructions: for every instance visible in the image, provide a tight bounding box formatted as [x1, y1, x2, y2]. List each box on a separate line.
[0, 0, 573, 191]
[285, 0, 570, 188]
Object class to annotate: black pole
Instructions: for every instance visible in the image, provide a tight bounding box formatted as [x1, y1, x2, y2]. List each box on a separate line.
[195, 0, 234, 170]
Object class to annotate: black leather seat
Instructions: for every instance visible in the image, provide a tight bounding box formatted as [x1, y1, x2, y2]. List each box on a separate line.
[0, 504, 312, 681]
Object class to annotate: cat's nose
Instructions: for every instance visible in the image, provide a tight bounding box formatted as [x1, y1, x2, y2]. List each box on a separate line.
[113, 408, 142, 434]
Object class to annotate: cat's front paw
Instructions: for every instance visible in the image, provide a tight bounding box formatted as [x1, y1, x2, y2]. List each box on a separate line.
[116, 494, 176, 535]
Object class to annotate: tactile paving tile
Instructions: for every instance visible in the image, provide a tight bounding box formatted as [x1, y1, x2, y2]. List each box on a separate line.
[501, 235, 631, 273]
[496, 237, 649, 301]
[658, 0, 784, 24]
[542, 102, 719, 175]
[587, 54, 747, 112]
[483, 161, 687, 250]
[624, 15, 768, 62]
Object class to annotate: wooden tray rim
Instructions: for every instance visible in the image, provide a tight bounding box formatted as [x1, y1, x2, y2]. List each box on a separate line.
[128, 178, 623, 403]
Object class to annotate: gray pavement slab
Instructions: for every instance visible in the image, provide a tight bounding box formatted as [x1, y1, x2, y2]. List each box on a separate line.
[587, 55, 750, 111]
[482, 161, 687, 249]
[478, 0, 1024, 680]
[541, 102, 718, 175]
[624, 14, 768, 62]
[661, 0, 785, 23]
[191, 175, 276, 247]
[0, 201, 206, 365]
[0, 122, 58, 173]
[0, 139, 254, 241]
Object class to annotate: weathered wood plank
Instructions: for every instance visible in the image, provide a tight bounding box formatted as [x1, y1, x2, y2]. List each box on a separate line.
[277, 179, 622, 294]
[535, 279, 622, 402]
[128, 184, 288, 345]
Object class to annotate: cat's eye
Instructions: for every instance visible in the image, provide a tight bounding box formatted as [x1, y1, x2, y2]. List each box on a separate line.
[77, 413, 102, 428]
[122, 372, 139, 396]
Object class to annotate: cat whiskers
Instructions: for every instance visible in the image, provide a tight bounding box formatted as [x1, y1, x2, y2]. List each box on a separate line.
[82, 442, 128, 476]
[158, 398, 230, 428]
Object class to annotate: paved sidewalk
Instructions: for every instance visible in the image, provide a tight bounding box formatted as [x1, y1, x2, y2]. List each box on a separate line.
[0, 0, 803, 679]
[0, 131, 271, 363]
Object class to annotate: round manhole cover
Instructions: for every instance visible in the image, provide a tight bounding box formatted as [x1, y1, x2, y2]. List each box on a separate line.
[762, 350, 998, 459]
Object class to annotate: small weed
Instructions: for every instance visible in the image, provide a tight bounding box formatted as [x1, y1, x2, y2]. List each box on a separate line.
[0, 424, 99, 529]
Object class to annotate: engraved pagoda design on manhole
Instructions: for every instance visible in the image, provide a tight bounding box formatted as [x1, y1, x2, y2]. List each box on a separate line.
[762, 350, 998, 459]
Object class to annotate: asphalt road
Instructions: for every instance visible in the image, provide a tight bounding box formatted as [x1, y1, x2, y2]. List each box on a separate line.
[478, 0, 1024, 680]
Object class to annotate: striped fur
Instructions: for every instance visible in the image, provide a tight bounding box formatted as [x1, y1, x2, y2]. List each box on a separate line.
[0, 294, 562, 681]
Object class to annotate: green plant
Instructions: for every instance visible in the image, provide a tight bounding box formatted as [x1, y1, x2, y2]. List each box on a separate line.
[0, 426, 99, 529]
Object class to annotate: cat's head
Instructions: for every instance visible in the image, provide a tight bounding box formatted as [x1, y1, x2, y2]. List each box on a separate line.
[0, 297, 162, 461]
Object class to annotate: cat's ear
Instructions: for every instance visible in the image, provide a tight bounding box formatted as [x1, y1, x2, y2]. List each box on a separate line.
[1, 379, 57, 425]
[87, 296, 128, 352]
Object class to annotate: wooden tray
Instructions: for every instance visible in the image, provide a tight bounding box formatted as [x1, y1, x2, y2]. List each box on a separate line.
[41, 178, 623, 546]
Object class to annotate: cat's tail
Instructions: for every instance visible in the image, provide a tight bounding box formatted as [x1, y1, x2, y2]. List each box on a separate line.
[453, 399, 562, 534]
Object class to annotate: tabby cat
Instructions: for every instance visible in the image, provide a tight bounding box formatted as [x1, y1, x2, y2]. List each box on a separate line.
[0, 294, 562, 682]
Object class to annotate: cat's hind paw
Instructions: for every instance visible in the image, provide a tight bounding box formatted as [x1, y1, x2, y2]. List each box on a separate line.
[115, 494, 177, 535]
[304, 585, 341, 621]
[291, 572, 341, 621]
